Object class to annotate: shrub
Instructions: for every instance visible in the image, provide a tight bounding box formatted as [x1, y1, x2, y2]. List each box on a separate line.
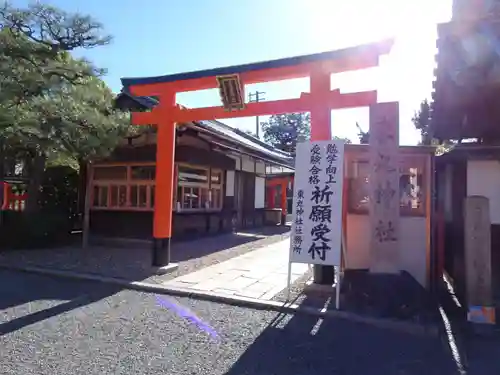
[0, 166, 80, 250]
[0, 209, 75, 250]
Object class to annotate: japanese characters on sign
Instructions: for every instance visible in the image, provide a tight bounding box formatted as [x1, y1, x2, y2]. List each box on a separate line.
[370, 110, 399, 244]
[216, 74, 245, 111]
[290, 140, 344, 266]
[292, 189, 305, 254]
[464, 196, 493, 309]
[369, 102, 400, 273]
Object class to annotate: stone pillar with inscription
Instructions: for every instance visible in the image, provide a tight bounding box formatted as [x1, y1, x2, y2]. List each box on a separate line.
[368, 102, 400, 274]
[464, 195, 495, 324]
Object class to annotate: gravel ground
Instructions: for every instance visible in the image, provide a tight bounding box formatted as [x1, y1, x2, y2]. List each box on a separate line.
[273, 269, 314, 303]
[0, 269, 464, 375]
[0, 227, 290, 284]
[273, 269, 437, 327]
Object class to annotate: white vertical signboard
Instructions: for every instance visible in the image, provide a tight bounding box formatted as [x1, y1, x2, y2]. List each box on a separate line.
[289, 140, 344, 266]
[286, 140, 345, 307]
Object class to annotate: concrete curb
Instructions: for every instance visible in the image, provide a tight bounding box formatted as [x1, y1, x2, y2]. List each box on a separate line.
[0, 263, 439, 337]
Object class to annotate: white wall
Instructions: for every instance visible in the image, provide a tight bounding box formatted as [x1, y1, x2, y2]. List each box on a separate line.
[229, 155, 241, 171]
[241, 155, 255, 173]
[467, 160, 500, 224]
[255, 161, 266, 174]
[346, 214, 428, 286]
[254, 177, 265, 208]
[226, 171, 235, 197]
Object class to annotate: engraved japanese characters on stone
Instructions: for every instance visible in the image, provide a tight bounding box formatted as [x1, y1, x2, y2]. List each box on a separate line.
[374, 220, 397, 242]
[374, 181, 396, 209]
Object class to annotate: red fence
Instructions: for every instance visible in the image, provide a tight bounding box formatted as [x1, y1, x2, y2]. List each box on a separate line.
[1, 182, 27, 211]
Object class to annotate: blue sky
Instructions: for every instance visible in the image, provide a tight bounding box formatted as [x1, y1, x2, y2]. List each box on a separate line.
[14, 0, 452, 144]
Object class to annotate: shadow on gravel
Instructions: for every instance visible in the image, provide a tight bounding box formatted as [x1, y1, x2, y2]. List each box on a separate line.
[224, 294, 459, 375]
[462, 334, 500, 375]
[437, 274, 500, 375]
[0, 269, 122, 337]
[171, 226, 290, 263]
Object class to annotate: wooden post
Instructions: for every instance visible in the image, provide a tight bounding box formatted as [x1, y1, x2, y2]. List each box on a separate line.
[151, 91, 177, 267]
[82, 161, 92, 249]
[369, 102, 400, 274]
[464, 195, 495, 324]
[310, 70, 335, 285]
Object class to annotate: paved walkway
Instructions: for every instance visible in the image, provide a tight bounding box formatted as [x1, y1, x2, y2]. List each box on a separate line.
[0, 227, 290, 283]
[163, 239, 309, 300]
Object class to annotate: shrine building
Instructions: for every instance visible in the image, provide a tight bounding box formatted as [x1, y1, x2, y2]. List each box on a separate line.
[87, 90, 293, 242]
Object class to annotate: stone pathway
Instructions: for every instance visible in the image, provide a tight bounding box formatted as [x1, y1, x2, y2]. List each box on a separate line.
[163, 239, 309, 300]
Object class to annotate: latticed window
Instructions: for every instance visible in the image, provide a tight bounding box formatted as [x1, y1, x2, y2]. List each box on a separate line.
[91, 163, 223, 212]
[176, 164, 223, 211]
[348, 155, 427, 216]
[91, 165, 155, 210]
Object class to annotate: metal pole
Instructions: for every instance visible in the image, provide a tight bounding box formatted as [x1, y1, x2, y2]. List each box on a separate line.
[256, 115, 260, 139]
[248, 91, 265, 139]
[286, 250, 293, 301]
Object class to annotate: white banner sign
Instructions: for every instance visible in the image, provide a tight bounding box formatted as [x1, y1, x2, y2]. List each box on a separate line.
[289, 140, 344, 266]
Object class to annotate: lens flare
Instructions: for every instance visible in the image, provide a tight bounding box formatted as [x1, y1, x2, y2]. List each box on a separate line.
[155, 295, 219, 340]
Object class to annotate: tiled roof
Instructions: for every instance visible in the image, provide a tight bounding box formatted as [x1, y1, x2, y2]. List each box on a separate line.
[121, 40, 393, 87]
[117, 89, 294, 165]
[196, 120, 293, 162]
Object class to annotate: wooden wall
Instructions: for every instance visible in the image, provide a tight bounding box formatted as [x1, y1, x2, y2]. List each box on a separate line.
[89, 133, 267, 240]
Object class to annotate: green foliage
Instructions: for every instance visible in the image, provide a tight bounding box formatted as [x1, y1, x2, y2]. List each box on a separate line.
[412, 99, 432, 145]
[351, 100, 433, 146]
[14, 74, 131, 165]
[0, 2, 130, 170]
[262, 113, 311, 154]
[38, 166, 79, 218]
[0, 2, 132, 214]
[339, 137, 352, 144]
[261, 113, 351, 154]
[355, 122, 369, 144]
[0, 166, 79, 249]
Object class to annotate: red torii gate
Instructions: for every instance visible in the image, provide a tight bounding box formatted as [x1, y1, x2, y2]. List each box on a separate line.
[266, 173, 294, 223]
[121, 39, 393, 272]
[1, 181, 27, 212]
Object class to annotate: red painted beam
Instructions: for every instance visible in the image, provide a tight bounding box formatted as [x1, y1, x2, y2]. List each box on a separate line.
[172, 90, 377, 123]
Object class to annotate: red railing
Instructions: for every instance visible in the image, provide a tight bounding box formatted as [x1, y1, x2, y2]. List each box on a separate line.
[1, 182, 27, 211]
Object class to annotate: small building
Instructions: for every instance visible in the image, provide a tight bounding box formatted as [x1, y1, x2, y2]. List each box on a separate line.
[269, 144, 434, 287]
[87, 91, 293, 242]
[265, 168, 294, 224]
[344, 144, 433, 287]
[432, 4, 500, 320]
[435, 145, 500, 309]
